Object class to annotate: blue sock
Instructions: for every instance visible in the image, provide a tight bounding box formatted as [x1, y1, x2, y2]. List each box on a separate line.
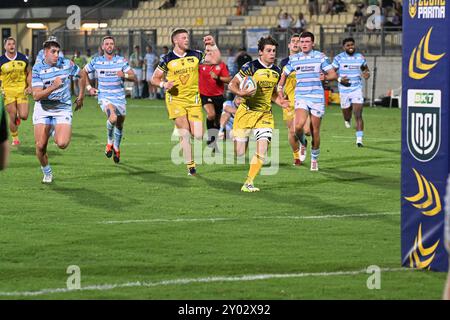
[41, 165, 52, 175]
[113, 127, 122, 150]
[356, 131, 364, 138]
[311, 148, 320, 161]
[107, 120, 114, 145]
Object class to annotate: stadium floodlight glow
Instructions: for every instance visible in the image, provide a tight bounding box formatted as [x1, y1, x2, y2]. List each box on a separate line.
[26, 23, 47, 29]
[81, 23, 108, 30]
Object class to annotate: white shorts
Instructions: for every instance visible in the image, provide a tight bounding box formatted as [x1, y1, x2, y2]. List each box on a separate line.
[33, 102, 72, 126]
[295, 99, 325, 118]
[340, 90, 364, 109]
[99, 99, 126, 116]
[133, 68, 143, 82]
[233, 128, 273, 143]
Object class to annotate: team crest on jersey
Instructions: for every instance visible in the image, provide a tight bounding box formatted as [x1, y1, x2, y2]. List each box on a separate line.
[179, 74, 190, 85]
[407, 89, 441, 162]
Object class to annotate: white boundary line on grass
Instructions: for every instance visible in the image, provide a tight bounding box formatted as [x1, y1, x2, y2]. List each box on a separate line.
[0, 267, 409, 297]
[99, 211, 399, 225]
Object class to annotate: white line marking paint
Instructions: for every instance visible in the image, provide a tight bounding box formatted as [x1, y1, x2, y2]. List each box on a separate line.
[0, 267, 409, 297]
[99, 212, 399, 225]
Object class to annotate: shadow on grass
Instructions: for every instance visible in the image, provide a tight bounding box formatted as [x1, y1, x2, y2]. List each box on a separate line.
[49, 185, 128, 211]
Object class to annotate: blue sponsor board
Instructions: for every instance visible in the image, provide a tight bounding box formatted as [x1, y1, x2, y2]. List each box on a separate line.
[402, 0, 449, 271]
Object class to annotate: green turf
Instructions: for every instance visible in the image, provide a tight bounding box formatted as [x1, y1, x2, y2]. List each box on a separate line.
[0, 97, 446, 299]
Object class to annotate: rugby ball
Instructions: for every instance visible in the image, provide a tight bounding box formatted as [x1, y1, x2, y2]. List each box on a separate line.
[239, 76, 257, 95]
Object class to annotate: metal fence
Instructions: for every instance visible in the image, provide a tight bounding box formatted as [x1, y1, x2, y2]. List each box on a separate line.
[33, 29, 157, 62]
[319, 25, 402, 57]
[32, 25, 402, 61]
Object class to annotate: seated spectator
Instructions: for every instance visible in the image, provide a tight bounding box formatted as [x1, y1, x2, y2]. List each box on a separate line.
[293, 12, 307, 33]
[236, 0, 248, 16]
[333, 0, 346, 14]
[382, 0, 395, 16]
[324, 0, 334, 14]
[308, 0, 319, 16]
[159, 0, 176, 10]
[385, 11, 402, 31]
[347, 4, 364, 31]
[278, 9, 294, 29]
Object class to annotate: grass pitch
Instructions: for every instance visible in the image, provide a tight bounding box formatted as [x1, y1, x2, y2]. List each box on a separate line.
[0, 97, 446, 299]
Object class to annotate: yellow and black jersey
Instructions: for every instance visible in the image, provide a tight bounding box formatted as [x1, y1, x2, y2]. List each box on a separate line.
[0, 52, 29, 92]
[279, 57, 295, 107]
[157, 49, 204, 104]
[238, 59, 281, 113]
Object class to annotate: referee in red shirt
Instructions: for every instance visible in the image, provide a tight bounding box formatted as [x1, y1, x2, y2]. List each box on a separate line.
[199, 45, 231, 150]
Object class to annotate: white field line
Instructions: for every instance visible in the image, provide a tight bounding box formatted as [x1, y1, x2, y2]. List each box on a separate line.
[330, 135, 400, 142]
[0, 267, 409, 297]
[99, 212, 399, 225]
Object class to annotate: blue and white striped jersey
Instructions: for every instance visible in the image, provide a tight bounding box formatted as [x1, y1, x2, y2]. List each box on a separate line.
[283, 50, 333, 104]
[84, 55, 131, 106]
[332, 52, 367, 93]
[32, 57, 80, 109]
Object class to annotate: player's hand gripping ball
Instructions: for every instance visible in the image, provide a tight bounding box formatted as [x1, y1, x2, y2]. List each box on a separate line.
[239, 76, 257, 96]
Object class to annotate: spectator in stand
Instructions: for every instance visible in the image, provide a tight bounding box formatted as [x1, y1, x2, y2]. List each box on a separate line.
[226, 48, 238, 77]
[278, 9, 294, 29]
[382, 0, 394, 16]
[236, 0, 248, 16]
[308, 0, 319, 16]
[235, 47, 252, 71]
[324, 0, 334, 14]
[293, 12, 307, 33]
[347, 4, 364, 31]
[159, 0, 176, 10]
[333, 0, 347, 14]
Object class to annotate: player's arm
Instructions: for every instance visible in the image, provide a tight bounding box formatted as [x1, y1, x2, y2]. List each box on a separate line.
[151, 68, 174, 91]
[272, 87, 289, 109]
[32, 77, 63, 101]
[69, 63, 84, 110]
[210, 65, 231, 83]
[322, 68, 338, 82]
[277, 72, 289, 100]
[25, 66, 32, 95]
[80, 68, 98, 96]
[117, 69, 136, 82]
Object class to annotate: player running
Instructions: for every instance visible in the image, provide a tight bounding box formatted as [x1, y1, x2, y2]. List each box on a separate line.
[0, 37, 32, 146]
[228, 36, 289, 192]
[199, 44, 231, 152]
[31, 38, 84, 183]
[81, 36, 135, 164]
[279, 33, 311, 166]
[278, 32, 337, 171]
[151, 28, 216, 176]
[332, 37, 370, 147]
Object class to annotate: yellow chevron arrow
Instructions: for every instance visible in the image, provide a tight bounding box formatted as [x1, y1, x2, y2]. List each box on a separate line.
[408, 27, 445, 80]
[404, 168, 424, 202]
[422, 182, 441, 216]
[412, 174, 432, 209]
[423, 27, 445, 62]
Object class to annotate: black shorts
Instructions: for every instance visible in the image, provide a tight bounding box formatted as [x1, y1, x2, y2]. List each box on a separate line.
[200, 95, 225, 109]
